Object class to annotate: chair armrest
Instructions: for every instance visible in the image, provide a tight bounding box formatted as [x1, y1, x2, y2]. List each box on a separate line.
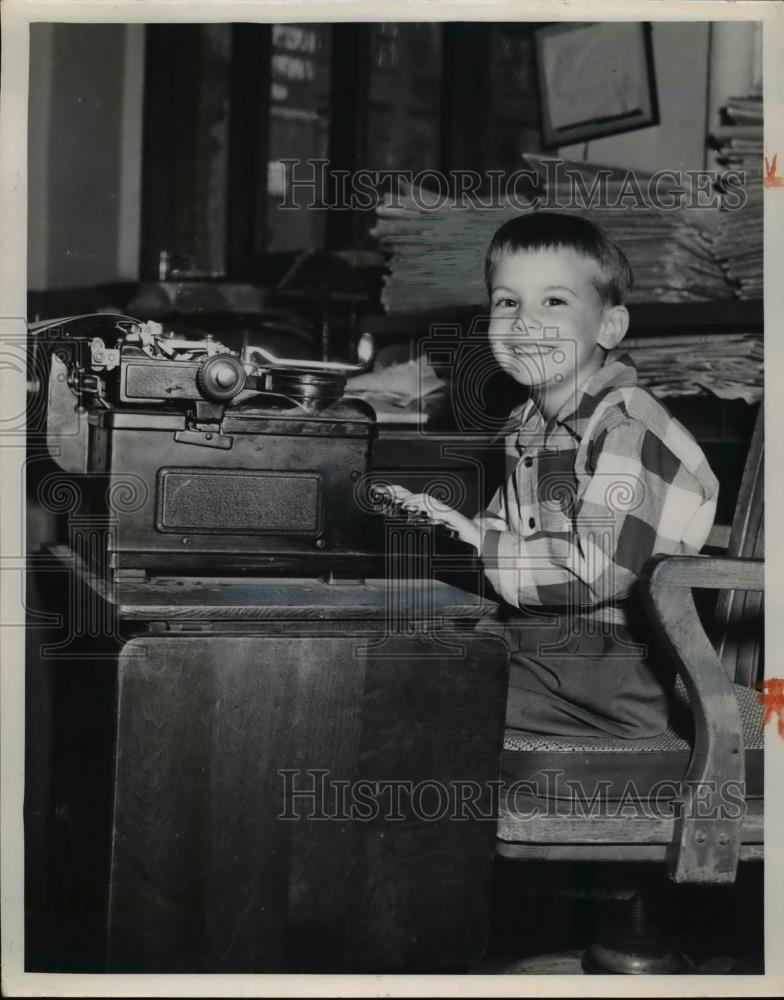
[643, 555, 763, 592]
[704, 523, 731, 551]
[640, 555, 763, 884]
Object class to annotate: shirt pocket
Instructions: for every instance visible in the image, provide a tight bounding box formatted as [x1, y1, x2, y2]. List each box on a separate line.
[535, 448, 579, 536]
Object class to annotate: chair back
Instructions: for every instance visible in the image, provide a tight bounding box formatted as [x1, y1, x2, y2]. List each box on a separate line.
[714, 401, 764, 685]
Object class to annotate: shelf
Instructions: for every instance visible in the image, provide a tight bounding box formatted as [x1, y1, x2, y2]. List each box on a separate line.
[626, 299, 763, 334]
[359, 299, 764, 339]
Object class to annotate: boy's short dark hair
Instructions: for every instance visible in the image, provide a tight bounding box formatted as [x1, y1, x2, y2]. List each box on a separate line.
[485, 212, 633, 306]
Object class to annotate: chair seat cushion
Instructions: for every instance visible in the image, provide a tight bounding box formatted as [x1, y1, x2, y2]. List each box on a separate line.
[501, 682, 763, 799]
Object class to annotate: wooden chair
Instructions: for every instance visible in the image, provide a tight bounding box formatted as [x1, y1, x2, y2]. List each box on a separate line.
[494, 402, 764, 973]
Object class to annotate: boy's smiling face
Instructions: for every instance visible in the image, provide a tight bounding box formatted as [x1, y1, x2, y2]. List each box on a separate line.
[488, 247, 628, 399]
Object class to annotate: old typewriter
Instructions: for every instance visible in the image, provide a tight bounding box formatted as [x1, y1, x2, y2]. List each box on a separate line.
[29, 313, 435, 579]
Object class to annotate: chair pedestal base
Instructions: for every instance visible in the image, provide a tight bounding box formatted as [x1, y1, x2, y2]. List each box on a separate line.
[582, 890, 694, 975]
[582, 938, 694, 975]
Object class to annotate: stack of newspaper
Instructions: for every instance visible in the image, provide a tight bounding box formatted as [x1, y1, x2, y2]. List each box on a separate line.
[709, 93, 764, 300]
[524, 154, 733, 304]
[622, 333, 763, 403]
[712, 182, 763, 299]
[372, 156, 735, 312]
[710, 93, 763, 174]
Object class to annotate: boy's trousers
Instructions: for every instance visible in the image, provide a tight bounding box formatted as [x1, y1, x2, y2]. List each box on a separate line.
[484, 601, 679, 740]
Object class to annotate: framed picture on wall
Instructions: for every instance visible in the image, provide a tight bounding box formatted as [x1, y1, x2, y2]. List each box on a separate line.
[533, 21, 659, 148]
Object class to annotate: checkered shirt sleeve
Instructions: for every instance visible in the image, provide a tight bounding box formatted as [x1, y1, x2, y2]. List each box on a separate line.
[478, 413, 719, 610]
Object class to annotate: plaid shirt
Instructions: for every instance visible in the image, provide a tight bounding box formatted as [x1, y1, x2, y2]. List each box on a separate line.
[476, 352, 719, 615]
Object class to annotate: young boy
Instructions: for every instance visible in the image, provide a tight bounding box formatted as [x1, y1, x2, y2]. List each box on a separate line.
[388, 212, 719, 739]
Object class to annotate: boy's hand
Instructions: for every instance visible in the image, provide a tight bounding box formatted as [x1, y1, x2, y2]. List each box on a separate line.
[393, 490, 482, 550]
[375, 485, 485, 549]
[379, 484, 413, 504]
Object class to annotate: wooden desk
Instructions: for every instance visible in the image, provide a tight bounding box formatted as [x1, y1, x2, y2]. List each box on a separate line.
[26, 549, 509, 973]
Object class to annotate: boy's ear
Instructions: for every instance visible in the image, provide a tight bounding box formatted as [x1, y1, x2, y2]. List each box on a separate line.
[596, 305, 629, 351]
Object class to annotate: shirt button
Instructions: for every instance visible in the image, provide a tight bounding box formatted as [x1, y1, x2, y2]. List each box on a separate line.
[528, 517, 536, 529]
[523, 456, 533, 467]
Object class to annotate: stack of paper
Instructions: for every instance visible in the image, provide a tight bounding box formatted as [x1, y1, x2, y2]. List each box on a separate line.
[372, 156, 735, 312]
[345, 357, 447, 423]
[523, 154, 732, 304]
[710, 94, 763, 174]
[712, 181, 763, 299]
[623, 333, 763, 403]
[709, 93, 764, 300]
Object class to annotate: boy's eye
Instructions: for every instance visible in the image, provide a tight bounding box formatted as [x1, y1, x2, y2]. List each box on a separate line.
[494, 297, 517, 309]
[543, 296, 566, 307]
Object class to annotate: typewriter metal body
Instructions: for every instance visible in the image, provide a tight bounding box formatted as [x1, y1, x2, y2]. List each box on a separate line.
[34, 314, 382, 577]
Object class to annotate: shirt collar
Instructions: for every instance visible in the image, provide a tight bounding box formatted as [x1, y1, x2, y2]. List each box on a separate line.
[518, 351, 639, 439]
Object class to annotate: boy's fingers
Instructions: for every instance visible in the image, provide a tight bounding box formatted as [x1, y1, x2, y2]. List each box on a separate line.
[405, 502, 459, 527]
[373, 484, 412, 504]
[402, 494, 441, 513]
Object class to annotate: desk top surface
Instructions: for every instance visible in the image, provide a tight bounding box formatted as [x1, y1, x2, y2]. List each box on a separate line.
[46, 546, 494, 622]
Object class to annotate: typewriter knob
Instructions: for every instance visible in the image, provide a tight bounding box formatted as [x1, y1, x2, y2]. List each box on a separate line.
[197, 354, 247, 402]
